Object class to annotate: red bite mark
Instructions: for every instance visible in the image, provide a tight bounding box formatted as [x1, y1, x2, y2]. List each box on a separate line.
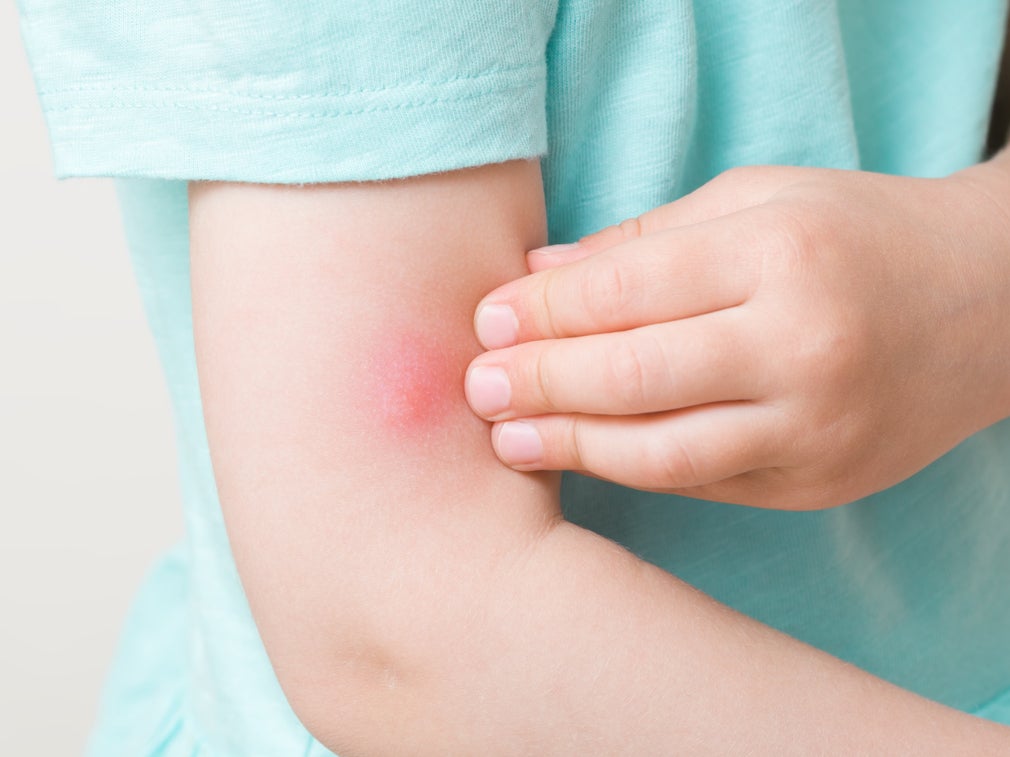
[364, 331, 463, 437]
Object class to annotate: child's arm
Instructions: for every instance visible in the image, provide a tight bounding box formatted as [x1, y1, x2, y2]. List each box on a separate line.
[189, 159, 1009, 755]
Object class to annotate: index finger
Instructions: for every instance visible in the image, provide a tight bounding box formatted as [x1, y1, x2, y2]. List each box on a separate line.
[474, 211, 763, 349]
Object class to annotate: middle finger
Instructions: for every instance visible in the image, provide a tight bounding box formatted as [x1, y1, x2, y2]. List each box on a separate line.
[465, 306, 768, 420]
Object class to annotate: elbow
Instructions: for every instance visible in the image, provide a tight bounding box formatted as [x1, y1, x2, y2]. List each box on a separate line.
[263, 526, 557, 754]
[272, 632, 429, 755]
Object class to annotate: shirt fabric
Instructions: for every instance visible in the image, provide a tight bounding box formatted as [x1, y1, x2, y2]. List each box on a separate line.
[17, 1, 1010, 754]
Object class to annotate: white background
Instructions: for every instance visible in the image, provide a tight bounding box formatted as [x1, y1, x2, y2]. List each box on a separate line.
[2, 5, 184, 754]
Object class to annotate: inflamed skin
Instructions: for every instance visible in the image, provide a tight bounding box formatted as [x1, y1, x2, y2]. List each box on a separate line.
[361, 328, 476, 443]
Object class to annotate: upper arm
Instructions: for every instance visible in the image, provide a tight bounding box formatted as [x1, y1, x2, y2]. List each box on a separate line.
[188, 159, 561, 741]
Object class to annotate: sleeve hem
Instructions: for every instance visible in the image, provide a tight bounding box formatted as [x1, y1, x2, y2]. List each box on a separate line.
[38, 64, 547, 183]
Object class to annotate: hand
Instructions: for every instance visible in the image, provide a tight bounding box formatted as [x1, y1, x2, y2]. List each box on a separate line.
[464, 162, 1010, 509]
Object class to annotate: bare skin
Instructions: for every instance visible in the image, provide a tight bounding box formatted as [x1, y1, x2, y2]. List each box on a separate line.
[466, 154, 1010, 509]
[191, 159, 1010, 755]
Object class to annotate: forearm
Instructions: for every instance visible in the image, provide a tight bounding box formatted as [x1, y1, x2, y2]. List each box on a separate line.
[312, 515, 1008, 755]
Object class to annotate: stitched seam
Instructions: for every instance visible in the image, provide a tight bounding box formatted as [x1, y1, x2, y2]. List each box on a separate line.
[37, 62, 541, 99]
[44, 78, 543, 118]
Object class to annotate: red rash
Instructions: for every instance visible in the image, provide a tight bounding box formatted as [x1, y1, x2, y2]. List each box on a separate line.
[364, 330, 464, 438]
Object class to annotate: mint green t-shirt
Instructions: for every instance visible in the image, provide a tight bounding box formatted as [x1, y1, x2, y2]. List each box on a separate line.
[18, 1, 1010, 754]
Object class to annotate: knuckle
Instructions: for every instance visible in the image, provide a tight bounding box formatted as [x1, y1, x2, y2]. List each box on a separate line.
[562, 415, 589, 470]
[580, 259, 638, 327]
[582, 216, 647, 255]
[698, 165, 769, 215]
[797, 312, 871, 400]
[716, 164, 757, 186]
[765, 205, 819, 265]
[617, 215, 645, 242]
[530, 346, 562, 413]
[712, 164, 781, 194]
[720, 164, 808, 195]
[605, 336, 662, 410]
[536, 269, 567, 338]
[649, 431, 702, 487]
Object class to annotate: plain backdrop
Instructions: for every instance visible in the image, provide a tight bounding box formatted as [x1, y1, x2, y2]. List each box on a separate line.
[2, 5, 184, 754]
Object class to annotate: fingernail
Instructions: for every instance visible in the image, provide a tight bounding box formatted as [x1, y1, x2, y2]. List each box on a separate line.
[475, 304, 518, 349]
[495, 421, 544, 466]
[528, 242, 579, 255]
[466, 366, 512, 418]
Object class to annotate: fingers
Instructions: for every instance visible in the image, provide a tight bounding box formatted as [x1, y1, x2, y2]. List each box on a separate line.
[526, 164, 795, 274]
[475, 210, 762, 349]
[526, 242, 595, 273]
[489, 401, 780, 491]
[465, 307, 766, 420]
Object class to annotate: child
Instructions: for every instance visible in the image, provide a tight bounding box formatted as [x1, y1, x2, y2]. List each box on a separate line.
[18, 0, 1010, 753]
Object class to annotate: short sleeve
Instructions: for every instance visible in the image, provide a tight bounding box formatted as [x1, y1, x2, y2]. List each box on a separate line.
[16, 0, 555, 183]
